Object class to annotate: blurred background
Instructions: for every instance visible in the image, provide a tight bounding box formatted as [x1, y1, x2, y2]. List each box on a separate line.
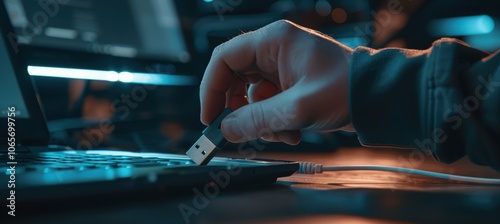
[4, 0, 499, 153]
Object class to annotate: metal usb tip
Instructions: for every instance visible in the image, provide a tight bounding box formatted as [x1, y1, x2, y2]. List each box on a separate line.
[187, 108, 233, 165]
[186, 135, 218, 165]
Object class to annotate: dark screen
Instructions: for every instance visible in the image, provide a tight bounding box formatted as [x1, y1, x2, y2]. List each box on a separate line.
[3, 0, 189, 62]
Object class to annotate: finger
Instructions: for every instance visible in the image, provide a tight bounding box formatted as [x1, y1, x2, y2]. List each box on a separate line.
[200, 32, 261, 125]
[200, 20, 288, 125]
[260, 130, 302, 145]
[248, 79, 281, 103]
[221, 87, 302, 143]
[226, 77, 249, 109]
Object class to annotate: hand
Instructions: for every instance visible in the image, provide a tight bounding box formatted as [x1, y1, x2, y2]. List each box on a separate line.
[200, 20, 354, 145]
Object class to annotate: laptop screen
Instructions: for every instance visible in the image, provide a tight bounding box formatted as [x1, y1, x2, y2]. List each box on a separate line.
[0, 2, 50, 145]
[0, 32, 29, 119]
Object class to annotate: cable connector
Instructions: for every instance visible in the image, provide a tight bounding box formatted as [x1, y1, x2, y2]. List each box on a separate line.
[297, 162, 323, 174]
[186, 108, 232, 165]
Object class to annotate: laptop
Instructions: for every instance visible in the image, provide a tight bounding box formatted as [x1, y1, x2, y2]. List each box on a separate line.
[0, 3, 298, 209]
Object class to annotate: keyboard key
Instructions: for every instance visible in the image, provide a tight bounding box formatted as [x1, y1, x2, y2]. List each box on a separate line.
[122, 163, 163, 168]
[48, 165, 75, 171]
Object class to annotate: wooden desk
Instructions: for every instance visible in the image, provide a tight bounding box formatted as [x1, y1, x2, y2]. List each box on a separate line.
[214, 147, 500, 223]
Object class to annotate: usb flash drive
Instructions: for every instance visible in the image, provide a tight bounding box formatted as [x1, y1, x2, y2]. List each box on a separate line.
[186, 108, 233, 165]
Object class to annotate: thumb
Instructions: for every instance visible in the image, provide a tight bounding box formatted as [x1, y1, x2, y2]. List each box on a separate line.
[221, 90, 302, 144]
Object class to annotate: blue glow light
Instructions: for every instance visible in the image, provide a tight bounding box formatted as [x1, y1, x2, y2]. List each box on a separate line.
[27, 66, 198, 86]
[336, 37, 368, 48]
[429, 15, 495, 37]
[28, 66, 119, 82]
[118, 72, 134, 83]
[203, 0, 213, 2]
[464, 29, 500, 52]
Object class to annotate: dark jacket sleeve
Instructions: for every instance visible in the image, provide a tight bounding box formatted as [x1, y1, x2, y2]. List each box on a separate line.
[349, 38, 500, 170]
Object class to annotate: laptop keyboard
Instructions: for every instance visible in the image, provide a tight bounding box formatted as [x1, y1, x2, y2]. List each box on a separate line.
[1, 152, 196, 173]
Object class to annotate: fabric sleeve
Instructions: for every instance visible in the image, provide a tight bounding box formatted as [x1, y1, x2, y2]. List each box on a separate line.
[349, 38, 500, 170]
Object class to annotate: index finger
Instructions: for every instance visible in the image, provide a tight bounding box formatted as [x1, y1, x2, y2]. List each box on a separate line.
[199, 31, 261, 125]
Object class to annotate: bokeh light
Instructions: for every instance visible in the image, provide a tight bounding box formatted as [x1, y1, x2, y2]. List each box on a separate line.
[332, 8, 347, 23]
[315, 0, 332, 17]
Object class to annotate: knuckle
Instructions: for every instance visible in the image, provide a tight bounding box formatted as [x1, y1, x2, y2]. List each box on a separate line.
[265, 19, 296, 37]
[261, 20, 301, 48]
[273, 19, 293, 30]
[211, 42, 226, 57]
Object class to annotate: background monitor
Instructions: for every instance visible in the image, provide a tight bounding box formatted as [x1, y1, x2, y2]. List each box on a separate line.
[3, 0, 190, 72]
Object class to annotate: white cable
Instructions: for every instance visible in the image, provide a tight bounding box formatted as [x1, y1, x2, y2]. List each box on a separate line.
[297, 162, 500, 185]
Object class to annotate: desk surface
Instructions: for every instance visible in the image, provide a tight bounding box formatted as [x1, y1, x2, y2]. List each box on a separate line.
[17, 147, 500, 224]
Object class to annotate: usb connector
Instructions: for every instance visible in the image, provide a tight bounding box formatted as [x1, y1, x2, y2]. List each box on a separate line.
[186, 108, 233, 165]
